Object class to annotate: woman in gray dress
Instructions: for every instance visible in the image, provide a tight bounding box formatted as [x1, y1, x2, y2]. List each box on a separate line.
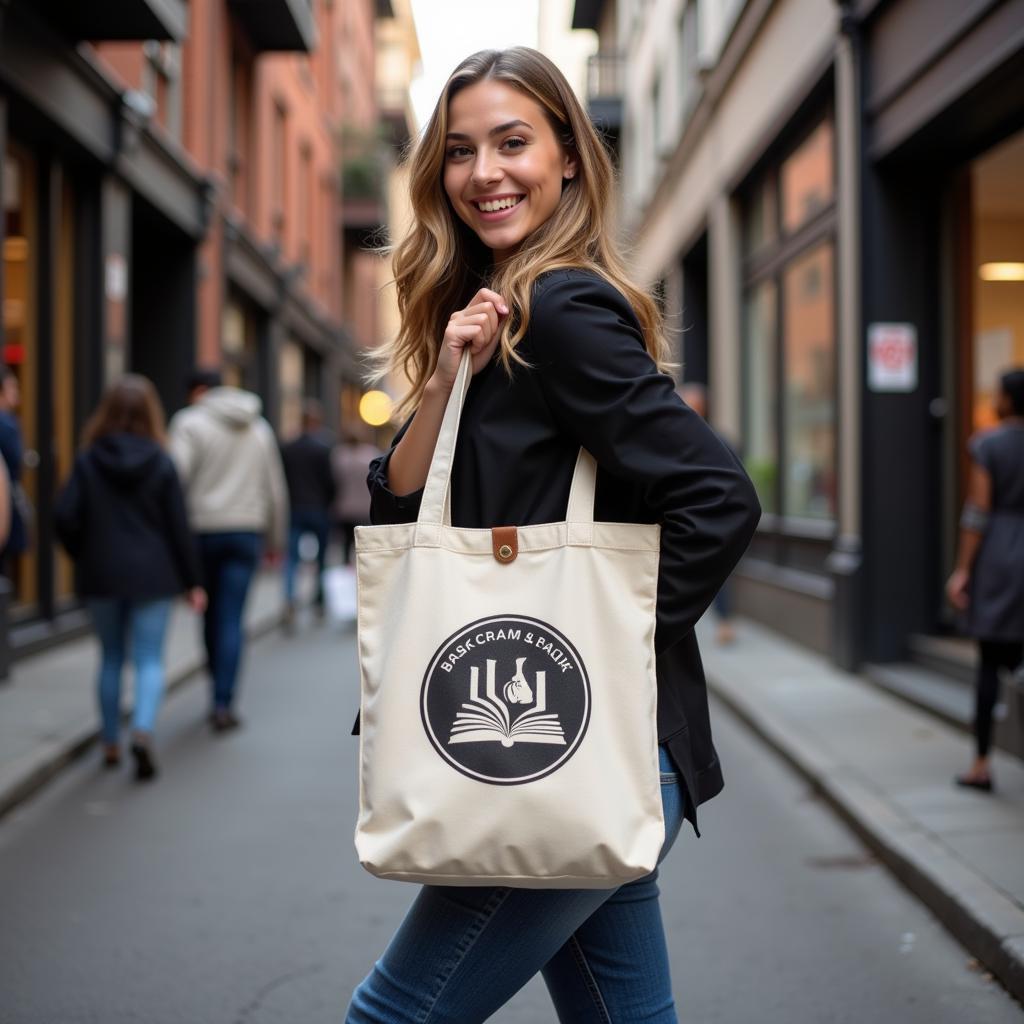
[947, 368, 1024, 791]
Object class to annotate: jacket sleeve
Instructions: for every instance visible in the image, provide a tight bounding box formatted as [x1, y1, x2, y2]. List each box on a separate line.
[367, 416, 424, 525]
[530, 273, 761, 656]
[260, 421, 289, 551]
[162, 458, 202, 590]
[54, 458, 86, 559]
[167, 411, 197, 486]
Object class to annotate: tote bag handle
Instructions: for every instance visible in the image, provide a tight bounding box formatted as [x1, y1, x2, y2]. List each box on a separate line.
[416, 349, 597, 542]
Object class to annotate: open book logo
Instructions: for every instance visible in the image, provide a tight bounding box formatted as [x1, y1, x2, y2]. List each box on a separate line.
[421, 615, 590, 785]
[448, 657, 566, 748]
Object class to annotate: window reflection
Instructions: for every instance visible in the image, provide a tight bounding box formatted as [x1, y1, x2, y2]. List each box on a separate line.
[783, 243, 836, 519]
[781, 118, 833, 235]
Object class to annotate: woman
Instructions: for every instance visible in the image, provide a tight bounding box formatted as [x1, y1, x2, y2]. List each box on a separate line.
[947, 367, 1024, 792]
[56, 375, 206, 781]
[347, 49, 759, 1022]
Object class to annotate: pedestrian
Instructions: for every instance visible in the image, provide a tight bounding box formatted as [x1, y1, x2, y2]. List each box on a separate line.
[0, 365, 29, 577]
[54, 375, 205, 780]
[331, 428, 381, 566]
[168, 369, 287, 733]
[346, 48, 759, 1023]
[947, 367, 1024, 792]
[280, 399, 335, 627]
[679, 381, 742, 646]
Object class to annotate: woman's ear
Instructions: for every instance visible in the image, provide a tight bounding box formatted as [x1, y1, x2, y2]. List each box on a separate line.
[562, 151, 578, 181]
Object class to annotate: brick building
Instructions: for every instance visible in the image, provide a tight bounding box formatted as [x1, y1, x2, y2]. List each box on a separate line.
[0, 0, 408, 647]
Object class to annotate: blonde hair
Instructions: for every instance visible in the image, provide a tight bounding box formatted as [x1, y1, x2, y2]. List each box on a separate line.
[383, 47, 669, 418]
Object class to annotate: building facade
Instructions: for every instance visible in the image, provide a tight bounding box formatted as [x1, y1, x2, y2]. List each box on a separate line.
[0, 0, 400, 651]
[575, 0, 1024, 746]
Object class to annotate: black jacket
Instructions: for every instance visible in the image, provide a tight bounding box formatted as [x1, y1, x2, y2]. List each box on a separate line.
[366, 269, 761, 834]
[280, 432, 336, 511]
[55, 434, 201, 600]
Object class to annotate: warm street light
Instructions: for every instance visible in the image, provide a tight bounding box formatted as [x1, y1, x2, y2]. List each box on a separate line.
[359, 390, 393, 426]
[978, 262, 1024, 281]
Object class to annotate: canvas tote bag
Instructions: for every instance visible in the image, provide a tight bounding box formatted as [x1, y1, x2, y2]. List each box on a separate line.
[354, 351, 664, 888]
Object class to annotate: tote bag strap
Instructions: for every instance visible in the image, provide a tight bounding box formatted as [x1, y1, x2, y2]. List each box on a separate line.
[416, 349, 597, 543]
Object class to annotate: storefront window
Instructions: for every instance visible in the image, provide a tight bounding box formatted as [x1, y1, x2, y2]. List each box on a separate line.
[279, 339, 303, 439]
[971, 130, 1024, 433]
[743, 280, 778, 513]
[3, 143, 38, 609]
[781, 117, 833, 236]
[741, 111, 837, 527]
[783, 243, 836, 519]
[221, 297, 259, 392]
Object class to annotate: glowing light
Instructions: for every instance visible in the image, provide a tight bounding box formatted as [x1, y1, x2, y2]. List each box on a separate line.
[979, 262, 1024, 282]
[359, 390, 393, 426]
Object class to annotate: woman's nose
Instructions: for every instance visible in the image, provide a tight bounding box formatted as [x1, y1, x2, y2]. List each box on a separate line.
[471, 155, 501, 186]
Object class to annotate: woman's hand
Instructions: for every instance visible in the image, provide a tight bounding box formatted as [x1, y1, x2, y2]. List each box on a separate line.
[188, 587, 208, 614]
[430, 288, 509, 394]
[946, 569, 970, 611]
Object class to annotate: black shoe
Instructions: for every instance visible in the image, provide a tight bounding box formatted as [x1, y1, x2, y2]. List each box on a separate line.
[211, 709, 242, 734]
[131, 743, 158, 781]
[955, 773, 993, 793]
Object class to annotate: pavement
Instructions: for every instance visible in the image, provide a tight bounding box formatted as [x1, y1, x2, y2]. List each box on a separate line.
[698, 616, 1024, 1006]
[1, 586, 1022, 1008]
[0, 572, 284, 821]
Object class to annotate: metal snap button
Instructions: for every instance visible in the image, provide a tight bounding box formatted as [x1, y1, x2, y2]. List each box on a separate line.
[498, 544, 513, 559]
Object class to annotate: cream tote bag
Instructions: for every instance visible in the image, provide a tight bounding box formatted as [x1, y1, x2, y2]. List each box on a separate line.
[354, 352, 664, 888]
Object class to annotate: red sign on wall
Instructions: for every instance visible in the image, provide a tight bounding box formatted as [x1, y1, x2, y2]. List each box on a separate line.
[868, 323, 918, 393]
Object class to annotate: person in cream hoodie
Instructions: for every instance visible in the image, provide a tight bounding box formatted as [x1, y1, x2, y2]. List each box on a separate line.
[169, 370, 287, 732]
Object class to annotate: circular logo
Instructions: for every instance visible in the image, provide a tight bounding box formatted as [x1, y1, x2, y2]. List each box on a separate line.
[421, 615, 590, 785]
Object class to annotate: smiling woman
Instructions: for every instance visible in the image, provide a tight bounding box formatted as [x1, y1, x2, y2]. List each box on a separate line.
[346, 45, 761, 1024]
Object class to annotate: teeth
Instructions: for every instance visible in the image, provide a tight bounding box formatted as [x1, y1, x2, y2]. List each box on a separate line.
[478, 196, 522, 212]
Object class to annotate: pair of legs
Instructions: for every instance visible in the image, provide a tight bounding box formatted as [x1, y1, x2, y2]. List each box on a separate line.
[961, 638, 1024, 788]
[197, 531, 262, 718]
[347, 746, 686, 1023]
[284, 506, 330, 611]
[89, 598, 173, 775]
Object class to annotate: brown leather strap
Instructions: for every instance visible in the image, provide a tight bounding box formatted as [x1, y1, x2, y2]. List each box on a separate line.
[492, 526, 518, 564]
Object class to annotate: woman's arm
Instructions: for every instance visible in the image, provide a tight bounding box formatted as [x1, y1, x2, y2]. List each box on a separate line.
[531, 273, 762, 655]
[946, 459, 993, 611]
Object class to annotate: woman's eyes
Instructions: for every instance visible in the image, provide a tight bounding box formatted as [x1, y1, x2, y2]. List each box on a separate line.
[446, 137, 528, 160]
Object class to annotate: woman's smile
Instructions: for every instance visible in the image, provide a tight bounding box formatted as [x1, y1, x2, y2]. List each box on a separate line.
[470, 193, 526, 221]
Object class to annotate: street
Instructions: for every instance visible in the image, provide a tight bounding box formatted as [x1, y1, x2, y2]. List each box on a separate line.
[0, 617, 1021, 1023]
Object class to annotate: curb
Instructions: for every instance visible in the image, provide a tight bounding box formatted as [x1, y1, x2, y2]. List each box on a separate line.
[706, 666, 1024, 1007]
[0, 608, 282, 823]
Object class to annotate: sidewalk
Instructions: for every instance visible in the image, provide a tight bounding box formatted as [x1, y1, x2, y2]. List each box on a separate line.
[0, 574, 284, 820]
[698, 617, 1024, 1005]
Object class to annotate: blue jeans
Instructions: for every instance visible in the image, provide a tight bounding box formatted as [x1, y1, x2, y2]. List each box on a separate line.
[90, 598, 174, 744]
[198, 531, 261, 711]
[347, 746, 686, 1023]
[284, 507, 330, 606]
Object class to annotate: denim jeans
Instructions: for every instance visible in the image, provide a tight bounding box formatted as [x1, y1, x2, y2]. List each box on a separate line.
[197, 531, 262, 711]
[284, 507, 330, 606]
[89, 598, 174, 744]
[347, 745, 686, 1023]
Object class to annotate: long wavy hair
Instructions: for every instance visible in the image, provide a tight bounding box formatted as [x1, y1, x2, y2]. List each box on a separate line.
[82, 374, 167, 448]
[384, 47, 669, 418]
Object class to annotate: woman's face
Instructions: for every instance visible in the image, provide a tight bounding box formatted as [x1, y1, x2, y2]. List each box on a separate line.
[443, 80, 576, 263]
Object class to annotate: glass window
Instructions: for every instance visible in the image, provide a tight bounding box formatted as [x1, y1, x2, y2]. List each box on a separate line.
[782, 242, 836, 519]
[743, 280, 778, 513]
[781, 118, 833, 235]
[743, 177, 777, 257]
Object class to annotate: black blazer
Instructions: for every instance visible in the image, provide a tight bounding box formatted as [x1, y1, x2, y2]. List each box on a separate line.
[368, 269, 761, 834]
[55, 434, 201, 600]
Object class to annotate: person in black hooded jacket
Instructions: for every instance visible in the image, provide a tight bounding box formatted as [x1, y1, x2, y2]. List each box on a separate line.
[56, 375, 206, 781]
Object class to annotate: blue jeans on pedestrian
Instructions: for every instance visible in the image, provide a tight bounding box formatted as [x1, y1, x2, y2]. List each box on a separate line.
[346, 745, 687, 1023]
[198, 531, 262, 712]
[284, 506, 330, 607]
[90, 598, 174, 744]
